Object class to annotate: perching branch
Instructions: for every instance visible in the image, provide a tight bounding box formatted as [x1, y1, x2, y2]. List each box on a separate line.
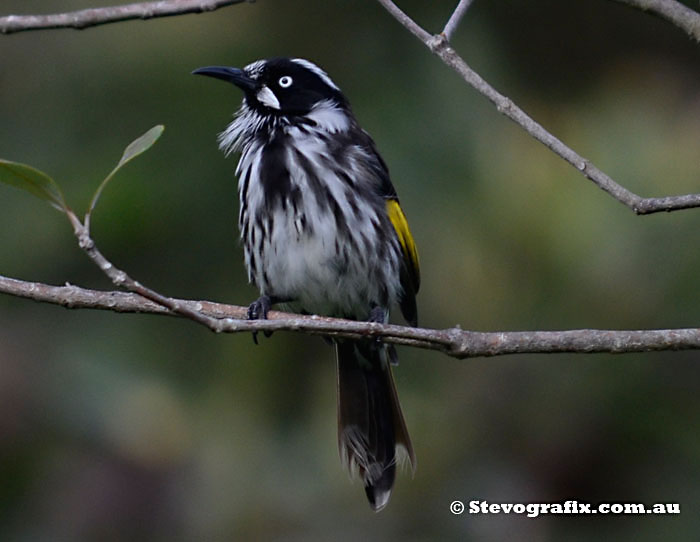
[3, 273, 700, 358]
[0, 0, 251, 34]
[610, 0, 700, 42]
[376, 0, 700, 215]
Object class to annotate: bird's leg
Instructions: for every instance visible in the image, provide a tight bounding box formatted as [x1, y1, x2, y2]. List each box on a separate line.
[248, 294, 284, 344]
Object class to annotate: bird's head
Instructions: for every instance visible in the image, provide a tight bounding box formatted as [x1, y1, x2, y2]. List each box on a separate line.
[193, 57, 348, 117]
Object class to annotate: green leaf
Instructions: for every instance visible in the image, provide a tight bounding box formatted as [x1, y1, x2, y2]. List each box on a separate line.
[87, 125, 164, 220]
[117, 124, 165, 169]
[0, 159, 68, 212]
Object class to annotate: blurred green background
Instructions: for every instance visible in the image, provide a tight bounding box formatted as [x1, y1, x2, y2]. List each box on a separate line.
[1, 0, 700, 539]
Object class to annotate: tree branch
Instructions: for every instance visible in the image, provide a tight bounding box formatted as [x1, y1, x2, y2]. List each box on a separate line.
[0, 0, 251, 34]
[65, 207, 232, 331]
[376, 0, 700, 215]
[3, 273, 700, 358]
[610, 0, 700, 42]
[442, 0, 476, 42]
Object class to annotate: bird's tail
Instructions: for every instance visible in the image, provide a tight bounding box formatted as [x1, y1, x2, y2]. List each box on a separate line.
[336, 340, 415, 511]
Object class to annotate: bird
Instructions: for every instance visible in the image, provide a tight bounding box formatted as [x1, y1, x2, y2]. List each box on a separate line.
[193, 57, 419, 511]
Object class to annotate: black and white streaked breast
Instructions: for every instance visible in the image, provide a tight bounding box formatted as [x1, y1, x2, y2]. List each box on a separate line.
[220, 58, 404, 320]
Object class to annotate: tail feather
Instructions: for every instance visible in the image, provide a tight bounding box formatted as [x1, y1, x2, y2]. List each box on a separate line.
[336, 340, 414, 511]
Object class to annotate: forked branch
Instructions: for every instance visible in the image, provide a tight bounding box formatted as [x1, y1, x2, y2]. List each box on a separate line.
[376, 0, 700, 215]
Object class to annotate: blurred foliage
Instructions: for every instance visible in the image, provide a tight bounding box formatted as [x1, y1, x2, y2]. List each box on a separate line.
[1, 0, 699, 540]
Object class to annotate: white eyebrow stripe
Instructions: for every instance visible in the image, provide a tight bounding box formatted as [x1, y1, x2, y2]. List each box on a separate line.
[291, 58, 340, 90]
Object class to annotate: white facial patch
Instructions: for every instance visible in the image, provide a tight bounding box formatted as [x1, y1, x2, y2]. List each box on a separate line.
[256, 85, 280, 110]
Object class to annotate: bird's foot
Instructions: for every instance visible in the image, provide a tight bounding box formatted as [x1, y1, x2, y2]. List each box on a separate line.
[248, 295, 274, 345]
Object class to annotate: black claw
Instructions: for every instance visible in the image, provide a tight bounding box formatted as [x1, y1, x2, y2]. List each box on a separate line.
[248, 295, 271, 319]
[248, 295, 273, 344]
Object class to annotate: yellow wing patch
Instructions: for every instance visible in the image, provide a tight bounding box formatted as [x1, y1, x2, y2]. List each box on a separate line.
[386, 199, 420, 291]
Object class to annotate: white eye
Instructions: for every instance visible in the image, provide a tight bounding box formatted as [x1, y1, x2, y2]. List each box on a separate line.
[278, 76, 293, 88]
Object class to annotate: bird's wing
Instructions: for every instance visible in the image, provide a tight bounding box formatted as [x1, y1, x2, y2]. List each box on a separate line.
[357, 129, 420, 326]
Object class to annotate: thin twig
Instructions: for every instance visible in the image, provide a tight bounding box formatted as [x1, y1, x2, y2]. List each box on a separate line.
[610, 0, 700, 42]
[376, 0, 700, 215]
[374, 0, 432, 42]
[2, 273, 700, 358]
[0, 0, 251, 34]
[442, 0, 476, 42]
[65, 209, 229, 331]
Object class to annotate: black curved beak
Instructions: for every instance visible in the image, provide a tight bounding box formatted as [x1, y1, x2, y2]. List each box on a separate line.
[192, 66, 257, 92]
